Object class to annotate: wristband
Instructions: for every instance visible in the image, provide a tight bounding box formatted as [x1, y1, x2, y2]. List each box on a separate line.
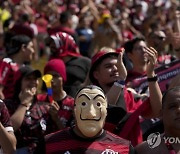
[147, 75, 158, 82]
[114, 80, 125, 88]
[20, 104, 28, 109]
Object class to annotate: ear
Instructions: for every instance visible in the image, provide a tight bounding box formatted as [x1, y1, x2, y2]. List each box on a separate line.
[59, 76, 64, 87]
[93, 70, 100, 81]
[21, 44, 26, 52]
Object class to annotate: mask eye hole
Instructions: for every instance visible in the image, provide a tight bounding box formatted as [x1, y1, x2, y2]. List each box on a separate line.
[96, 102, 101, 107]
[81, 102, 87, 107]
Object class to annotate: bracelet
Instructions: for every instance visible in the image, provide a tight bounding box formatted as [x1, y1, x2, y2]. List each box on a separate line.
[20, 104, 28, 108]
[114, 80, 125, 88]
[147, 75, 158, 82]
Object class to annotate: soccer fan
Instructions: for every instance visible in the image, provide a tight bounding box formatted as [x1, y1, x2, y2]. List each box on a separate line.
[124, 37, 151, 83]
[5, 65, 63, 153]
[147, 30, 176, 66]
[89, 47, 162, 146]
[0, 35, 34, 99]
[38, 59, 75, 129]
[46, 32, 91, 97]
[45, 85, 136, 154]
[136, 86, 180, 154]
[47, 11, 78, 43]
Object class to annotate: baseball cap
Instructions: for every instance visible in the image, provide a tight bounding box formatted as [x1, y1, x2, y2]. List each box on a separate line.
[44, 59, 67, 82]
[19, 65, 42, 78]
[89, 49, 119, 84]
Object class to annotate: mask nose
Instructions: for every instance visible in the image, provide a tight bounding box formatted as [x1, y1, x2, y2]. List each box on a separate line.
[87, 104, 96, 119]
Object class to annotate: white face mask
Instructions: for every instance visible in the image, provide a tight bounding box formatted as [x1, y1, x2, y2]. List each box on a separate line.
[74, 88, 107, 138]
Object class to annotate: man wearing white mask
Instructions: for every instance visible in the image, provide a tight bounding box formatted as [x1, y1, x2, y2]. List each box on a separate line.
[45, 85, 135, 154]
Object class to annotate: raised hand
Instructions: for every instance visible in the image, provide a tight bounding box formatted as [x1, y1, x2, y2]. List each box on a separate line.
[144, 47, 158, 77]
[19, 87, 36, 108]
[49, 101, 60, 120]
[116, 48, 127, 80]
[49, 101, 65, 129]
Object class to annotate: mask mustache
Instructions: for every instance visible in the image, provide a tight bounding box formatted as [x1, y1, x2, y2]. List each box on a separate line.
[80, 108, 101, 121]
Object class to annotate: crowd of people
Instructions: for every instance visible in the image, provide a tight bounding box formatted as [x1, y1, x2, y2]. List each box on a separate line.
[0, 0, 180, 153]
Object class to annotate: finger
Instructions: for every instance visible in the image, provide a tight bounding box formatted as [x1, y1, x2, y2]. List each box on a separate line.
[144, 47, 157, 64]
[50, 103, 59, 110]
[31, 87, 37, 94]
[117, 49, 125, 62]
[52, 101, 60, 108]
[145, 47, 158, 58]
[148, 47, 158, 56]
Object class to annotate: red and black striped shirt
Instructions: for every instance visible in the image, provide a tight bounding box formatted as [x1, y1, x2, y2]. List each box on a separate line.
[46, 127, 133, 154]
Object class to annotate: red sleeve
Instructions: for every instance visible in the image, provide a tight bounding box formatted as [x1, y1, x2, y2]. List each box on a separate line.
[0, 100, 12, 127]
[0, 61, 12, 86]
[124, 88, 143, 113]
[141, 98, 152, 116]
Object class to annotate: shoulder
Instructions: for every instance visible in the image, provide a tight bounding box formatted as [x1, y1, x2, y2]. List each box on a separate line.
[77, 56, 91, 66]
[61, 95, 74, 107]
[135, 141, 154, 154]
[1, 58, 19, 71]
[45, 128, 70, 143]
[2, 58, 12, 64]
[0, 99, 5, 109]
[106, 131, 131, 146]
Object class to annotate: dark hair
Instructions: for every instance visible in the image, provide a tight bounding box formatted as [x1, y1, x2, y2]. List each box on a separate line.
[13, 66, 41, 100]
[7, 35, 31, 56]
[124, 37, 145, 54]
[20, 13, 30, 23]
[92, 54, 118, 86]
[74, 85, 106, 100]
[162, 86, 180, 108]
[59, 11, 72, 24]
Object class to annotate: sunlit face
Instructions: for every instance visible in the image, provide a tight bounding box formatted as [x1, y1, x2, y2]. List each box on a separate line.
[162, 89, 180, 135]
[152, 31, 166, 51]
[45, 71, 63, 92]
[24, 41, 35, 61]
[94, 57, 119, 86]
[128, 40, 148, 65]
[74, 88, 107, 138]
[21, 74, 39, 92]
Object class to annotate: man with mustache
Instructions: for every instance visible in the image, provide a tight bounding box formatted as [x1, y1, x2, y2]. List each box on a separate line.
[45, 85, 136, 154]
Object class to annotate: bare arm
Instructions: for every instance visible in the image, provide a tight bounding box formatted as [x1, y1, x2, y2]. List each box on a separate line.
[10, 104, 28, 131]
[0, 85, 4, 100]
[10, 88, 36, 131]
[174, 11, 180, 33]
[144, 47, 162, 118]
[48, 101, 64, 130]
[0, 123, 16, 154]
[107, 19, 124, 44]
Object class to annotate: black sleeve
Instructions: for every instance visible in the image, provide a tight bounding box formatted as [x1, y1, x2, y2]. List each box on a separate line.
[34, 137, 46, 154]
[129, 144, 138, 154]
